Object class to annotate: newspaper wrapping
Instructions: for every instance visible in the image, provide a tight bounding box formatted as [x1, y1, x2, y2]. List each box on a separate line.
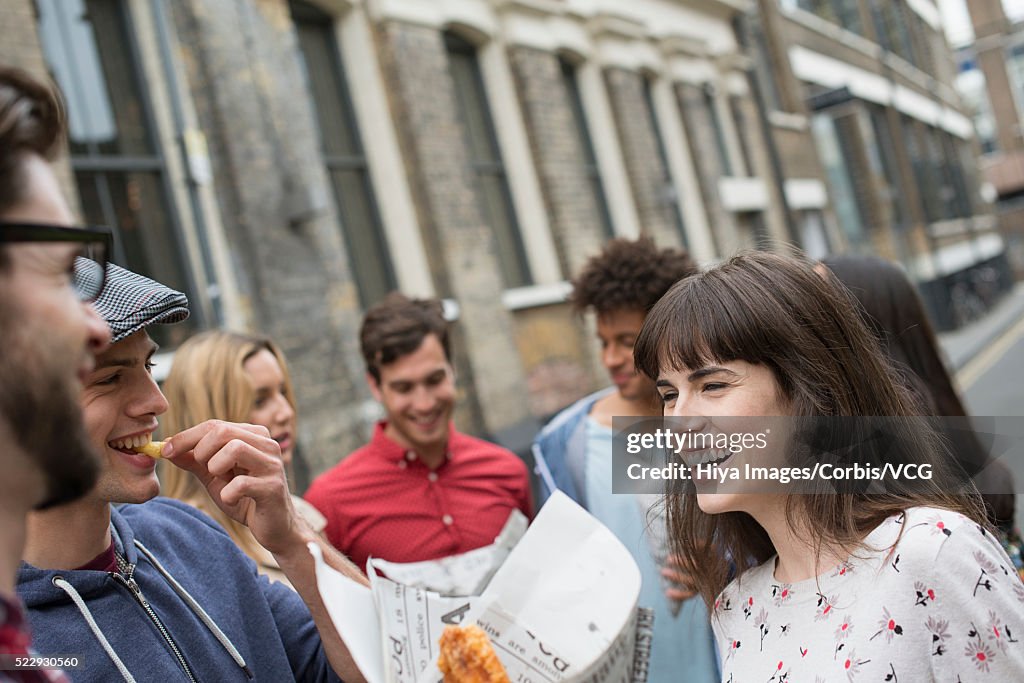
[311, 492, 647, 683]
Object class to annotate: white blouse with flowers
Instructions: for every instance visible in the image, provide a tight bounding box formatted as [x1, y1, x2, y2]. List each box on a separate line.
[712, 507, 1024, 682]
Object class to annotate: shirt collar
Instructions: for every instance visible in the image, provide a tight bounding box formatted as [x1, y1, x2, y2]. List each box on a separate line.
[371, 420, 455, 469]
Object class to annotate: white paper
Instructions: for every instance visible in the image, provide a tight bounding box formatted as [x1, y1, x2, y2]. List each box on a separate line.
[309, 543, 387, 683]
[370, 510, 528, 596]
[311, 492, 644, 683]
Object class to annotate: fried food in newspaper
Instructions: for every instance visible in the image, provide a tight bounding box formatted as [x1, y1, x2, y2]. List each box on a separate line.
[132, 440, 165, 459]
[437, 625, 510, 683]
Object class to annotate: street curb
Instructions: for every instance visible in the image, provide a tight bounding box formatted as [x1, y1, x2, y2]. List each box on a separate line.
[940, 282, 1024, 371]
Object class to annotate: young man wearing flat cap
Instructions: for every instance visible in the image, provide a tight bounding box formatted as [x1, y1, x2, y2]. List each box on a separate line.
[0, 66, 111, 682]
[19, 266, 369, 683]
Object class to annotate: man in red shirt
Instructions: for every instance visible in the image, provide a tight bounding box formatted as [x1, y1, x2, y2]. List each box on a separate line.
[0, 67, 112, 682]
[305, 294, 533, 572]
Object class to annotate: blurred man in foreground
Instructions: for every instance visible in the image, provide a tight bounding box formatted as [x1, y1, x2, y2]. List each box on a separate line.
[0, 66, 111, 680]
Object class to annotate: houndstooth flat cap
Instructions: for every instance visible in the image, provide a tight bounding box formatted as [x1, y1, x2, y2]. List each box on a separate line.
[93, 263, 190, 343]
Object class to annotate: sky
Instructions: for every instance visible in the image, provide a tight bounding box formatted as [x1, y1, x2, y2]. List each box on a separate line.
[939, 0, 1024, 47]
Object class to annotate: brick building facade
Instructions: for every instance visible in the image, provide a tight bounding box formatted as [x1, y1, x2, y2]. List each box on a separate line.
[1, 0, 995, 484]
[954, 0, 1024, 279]
[753, 0, 1009, 329]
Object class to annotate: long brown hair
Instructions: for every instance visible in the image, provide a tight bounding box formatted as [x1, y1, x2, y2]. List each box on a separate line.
[160, 330, 297, 562]
[821, 255, 1010, 526]
[633, 251, 984, 607]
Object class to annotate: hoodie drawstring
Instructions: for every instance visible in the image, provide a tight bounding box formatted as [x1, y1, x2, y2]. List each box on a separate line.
[52, 576, 138, 683]
[134, 539, 254, 679]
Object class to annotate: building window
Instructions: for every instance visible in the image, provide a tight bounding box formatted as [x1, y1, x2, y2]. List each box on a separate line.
[956, 54, 998, 155]
[811, 113, 865, 244]
[832, 112, 876, 231]
[1006, 42, 1024, 123]
[704, 84, 734, 177]
[559, 57, 614, 239]
[798, 209, 830, 260]
[871, 0, 917, 67]
[936, 130, 972, 220]
[729, 96, 754, 176]
[445, 33, 531, 288]
[902, 116, 942, 223]
[290, 0, 395, 309]
[904, 4, 936, 79]
[735, 211, 770, 249]
[36, 0, 196, 348]
[868, 107, 908, 229]
[799, 0, 863, 35]
[642, 76, 687, 246]
[751, 20, 783, 112]
[834, 0, 863, 35]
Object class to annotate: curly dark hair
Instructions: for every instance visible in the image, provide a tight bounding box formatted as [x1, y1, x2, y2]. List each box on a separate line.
[570, 237, 698, 315]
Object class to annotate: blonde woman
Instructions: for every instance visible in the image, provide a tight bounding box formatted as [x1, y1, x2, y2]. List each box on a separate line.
[161, 330, 325, 585]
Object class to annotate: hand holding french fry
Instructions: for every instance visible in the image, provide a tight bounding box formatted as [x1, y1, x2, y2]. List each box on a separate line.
[161, 420, 302, 555]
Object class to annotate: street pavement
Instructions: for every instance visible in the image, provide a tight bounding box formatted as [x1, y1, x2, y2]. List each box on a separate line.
[940, 283, 1024, 530]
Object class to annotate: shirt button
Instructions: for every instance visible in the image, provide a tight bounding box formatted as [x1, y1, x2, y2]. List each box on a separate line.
[428, 472, 439, 482]
[442, 514, 453, 526]
[398, 460, 407, 470]
[406, 451, 416, 462]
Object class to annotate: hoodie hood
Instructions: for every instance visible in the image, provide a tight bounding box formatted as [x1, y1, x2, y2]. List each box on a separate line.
[18, 505, 139, 607]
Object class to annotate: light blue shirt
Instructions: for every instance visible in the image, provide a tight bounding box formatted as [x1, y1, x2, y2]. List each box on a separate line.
[584, 416, 719, 683]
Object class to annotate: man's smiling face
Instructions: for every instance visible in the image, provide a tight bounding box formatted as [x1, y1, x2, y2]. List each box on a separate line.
[81, 329, 169, 504]
[369, 333, 455, 458]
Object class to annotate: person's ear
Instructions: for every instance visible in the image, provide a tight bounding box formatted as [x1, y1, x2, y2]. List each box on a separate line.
[366, 372, 382, 402]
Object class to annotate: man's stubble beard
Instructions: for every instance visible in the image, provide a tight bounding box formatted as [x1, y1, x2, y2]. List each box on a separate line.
[0, 301, 100, 509]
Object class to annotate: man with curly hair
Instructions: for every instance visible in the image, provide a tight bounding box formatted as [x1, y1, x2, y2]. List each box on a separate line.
[532, 237, 717, 682]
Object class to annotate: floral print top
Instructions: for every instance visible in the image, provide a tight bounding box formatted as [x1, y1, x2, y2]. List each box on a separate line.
[712, 507, 1024, 682]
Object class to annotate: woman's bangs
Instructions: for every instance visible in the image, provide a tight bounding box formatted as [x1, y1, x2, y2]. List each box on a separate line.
[635, 280, 717, 377]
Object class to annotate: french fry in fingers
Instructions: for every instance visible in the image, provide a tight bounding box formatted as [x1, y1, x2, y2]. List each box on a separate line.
[132, 440, 166, 459]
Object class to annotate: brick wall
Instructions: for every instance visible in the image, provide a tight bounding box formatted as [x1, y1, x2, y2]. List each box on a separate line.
[604, 67, 685, 248]
[375, 21, 537, 447]
[170, 0, 369, 481]
[676, 82, 732, 255]
[504, 46, 605, 415]
[507, 46, 606, 275]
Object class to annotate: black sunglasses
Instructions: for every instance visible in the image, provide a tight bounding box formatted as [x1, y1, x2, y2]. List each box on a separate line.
[0, 222, 113, 302]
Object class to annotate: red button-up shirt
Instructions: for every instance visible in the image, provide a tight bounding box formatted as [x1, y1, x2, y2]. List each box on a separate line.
[305, 422, 533, 572]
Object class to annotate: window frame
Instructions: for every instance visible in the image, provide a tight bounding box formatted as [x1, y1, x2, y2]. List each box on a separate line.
[290, 0, 397, 309]
[445, 31, 532, 289]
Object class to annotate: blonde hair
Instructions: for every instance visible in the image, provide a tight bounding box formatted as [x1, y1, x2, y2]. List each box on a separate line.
[160, 330, 298, 563]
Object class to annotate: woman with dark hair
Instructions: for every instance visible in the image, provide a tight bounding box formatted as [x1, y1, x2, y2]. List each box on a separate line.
[821, 254, 1021, 574]
[634, 251, 1024, 680]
